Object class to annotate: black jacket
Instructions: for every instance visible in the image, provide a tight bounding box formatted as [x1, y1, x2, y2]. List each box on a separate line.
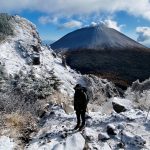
[74, 89, 87, 111]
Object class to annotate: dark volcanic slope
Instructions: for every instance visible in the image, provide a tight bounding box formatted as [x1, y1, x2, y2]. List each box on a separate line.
[51, 25, 150, 89]
[66, 49, 150, 89]
[51, 25, 146, 50]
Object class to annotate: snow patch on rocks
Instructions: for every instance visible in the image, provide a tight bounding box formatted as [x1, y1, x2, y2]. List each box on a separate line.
[26, 103, 150, 150]
[0, 136, 15, 150]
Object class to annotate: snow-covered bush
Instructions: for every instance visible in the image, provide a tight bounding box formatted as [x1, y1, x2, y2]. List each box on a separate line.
[11, 69, 61, 97]
[125, 79, 150, 110]
[82, 75, 119, 106]
[0, 66, 61, 145]
[0, 13, 14, 42]
[0, 68, 61, 114]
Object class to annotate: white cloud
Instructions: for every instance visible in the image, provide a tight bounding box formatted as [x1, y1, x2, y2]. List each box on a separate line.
[136, 26, 150, 47]
[1, 0, 150, 21]
[60, 20, 83, 29]
[136, 26, 150, 42]
[91, 22, 98, 27]
[38, 16, 58, 25]
[102, 19, 125, 31]
[94, 19, 125, 31]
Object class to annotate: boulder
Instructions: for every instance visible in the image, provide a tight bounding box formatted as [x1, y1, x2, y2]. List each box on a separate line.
[107, 124, 117, 135]
[32, 54, 40, 65]
[100, 142, 112, 150]
[122, 131, 146, 148]
[112, 97, 132, 113]
[98, 132, 110, 141]
[52, 133, 85, 150]
[84, 128, 98, 142]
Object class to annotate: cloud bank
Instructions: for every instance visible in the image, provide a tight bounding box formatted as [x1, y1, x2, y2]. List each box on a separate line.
[1, 0, 150, 21]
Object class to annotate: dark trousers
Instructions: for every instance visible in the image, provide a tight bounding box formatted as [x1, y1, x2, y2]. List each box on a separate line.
[76, 111, 85, 126]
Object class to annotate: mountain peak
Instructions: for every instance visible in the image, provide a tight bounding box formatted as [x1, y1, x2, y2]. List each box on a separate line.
[51, 25, 146, 51]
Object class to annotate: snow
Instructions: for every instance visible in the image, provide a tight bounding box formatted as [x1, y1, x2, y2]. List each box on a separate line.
[26, 102, 150, 150]
[64, 133, 85, 150]
[0, 15, 84, 96]
[112, 97, 133, 110]
[0, 136, 15, 150]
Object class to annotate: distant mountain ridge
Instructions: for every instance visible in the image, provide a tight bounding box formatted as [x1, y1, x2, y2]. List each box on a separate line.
[51, 25, 150, 89]
[51, 24, 147, 51]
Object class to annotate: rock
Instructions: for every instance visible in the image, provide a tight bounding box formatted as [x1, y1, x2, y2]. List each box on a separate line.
[85, 114, 92, 119]
[52, 133, 85, 150]
[122, 131, 146, 148]
[107, 124, 117, 135]
[60, 132, 68, 139]
[50, 111, 55, 115]
[98, 132, 110, 141]
[52, 143, 65, 150]
[32, 54, 40, 65]
[112, 97, 132, 113]
[38, 110, 47, 118]
[65, 132, 85, 150]
[117, 123, 125, 130]
[100, 142, 112, 150]
[31, 45, 41, 52]
[52, 52, 57, 58]
[84, 128, 97, 142]
[85, 135, 94, 142]
[117, 142, 125, 148]
[112, 102, 126, 113]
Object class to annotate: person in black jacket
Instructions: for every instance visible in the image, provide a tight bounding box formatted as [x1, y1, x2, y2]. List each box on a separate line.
[74, 84, 88, 131]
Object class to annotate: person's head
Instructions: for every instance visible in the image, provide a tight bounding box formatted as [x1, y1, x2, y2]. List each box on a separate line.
[74, 84, 82, 90]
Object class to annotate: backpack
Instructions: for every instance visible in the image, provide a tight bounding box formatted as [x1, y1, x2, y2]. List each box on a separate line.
[81, 87, 89, 104]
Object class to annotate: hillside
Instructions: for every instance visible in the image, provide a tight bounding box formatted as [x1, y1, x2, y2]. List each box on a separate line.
[65, 49, 150, 89]
[51, 25, 150, 89]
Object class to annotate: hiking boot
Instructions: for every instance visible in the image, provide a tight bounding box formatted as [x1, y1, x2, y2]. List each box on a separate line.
[79, 125, 85, 131]
[73, 124, 80, 130]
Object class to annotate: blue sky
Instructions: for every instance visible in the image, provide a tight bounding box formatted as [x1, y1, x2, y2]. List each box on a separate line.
[0, 0, 150, 47]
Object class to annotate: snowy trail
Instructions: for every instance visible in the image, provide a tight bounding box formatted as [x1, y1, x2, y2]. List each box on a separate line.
[26, 98, 150, 150]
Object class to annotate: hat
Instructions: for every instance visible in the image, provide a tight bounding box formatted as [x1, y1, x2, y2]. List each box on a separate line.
[74, 84, 82, 90]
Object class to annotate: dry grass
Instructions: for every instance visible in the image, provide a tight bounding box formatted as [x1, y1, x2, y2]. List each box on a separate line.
[5, 112, 26, 129]
[3, 111, 37, 148]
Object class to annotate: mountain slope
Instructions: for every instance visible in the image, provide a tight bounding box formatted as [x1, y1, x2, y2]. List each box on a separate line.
[51, 25, 146, 51]
[51, 25, 150, 88]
